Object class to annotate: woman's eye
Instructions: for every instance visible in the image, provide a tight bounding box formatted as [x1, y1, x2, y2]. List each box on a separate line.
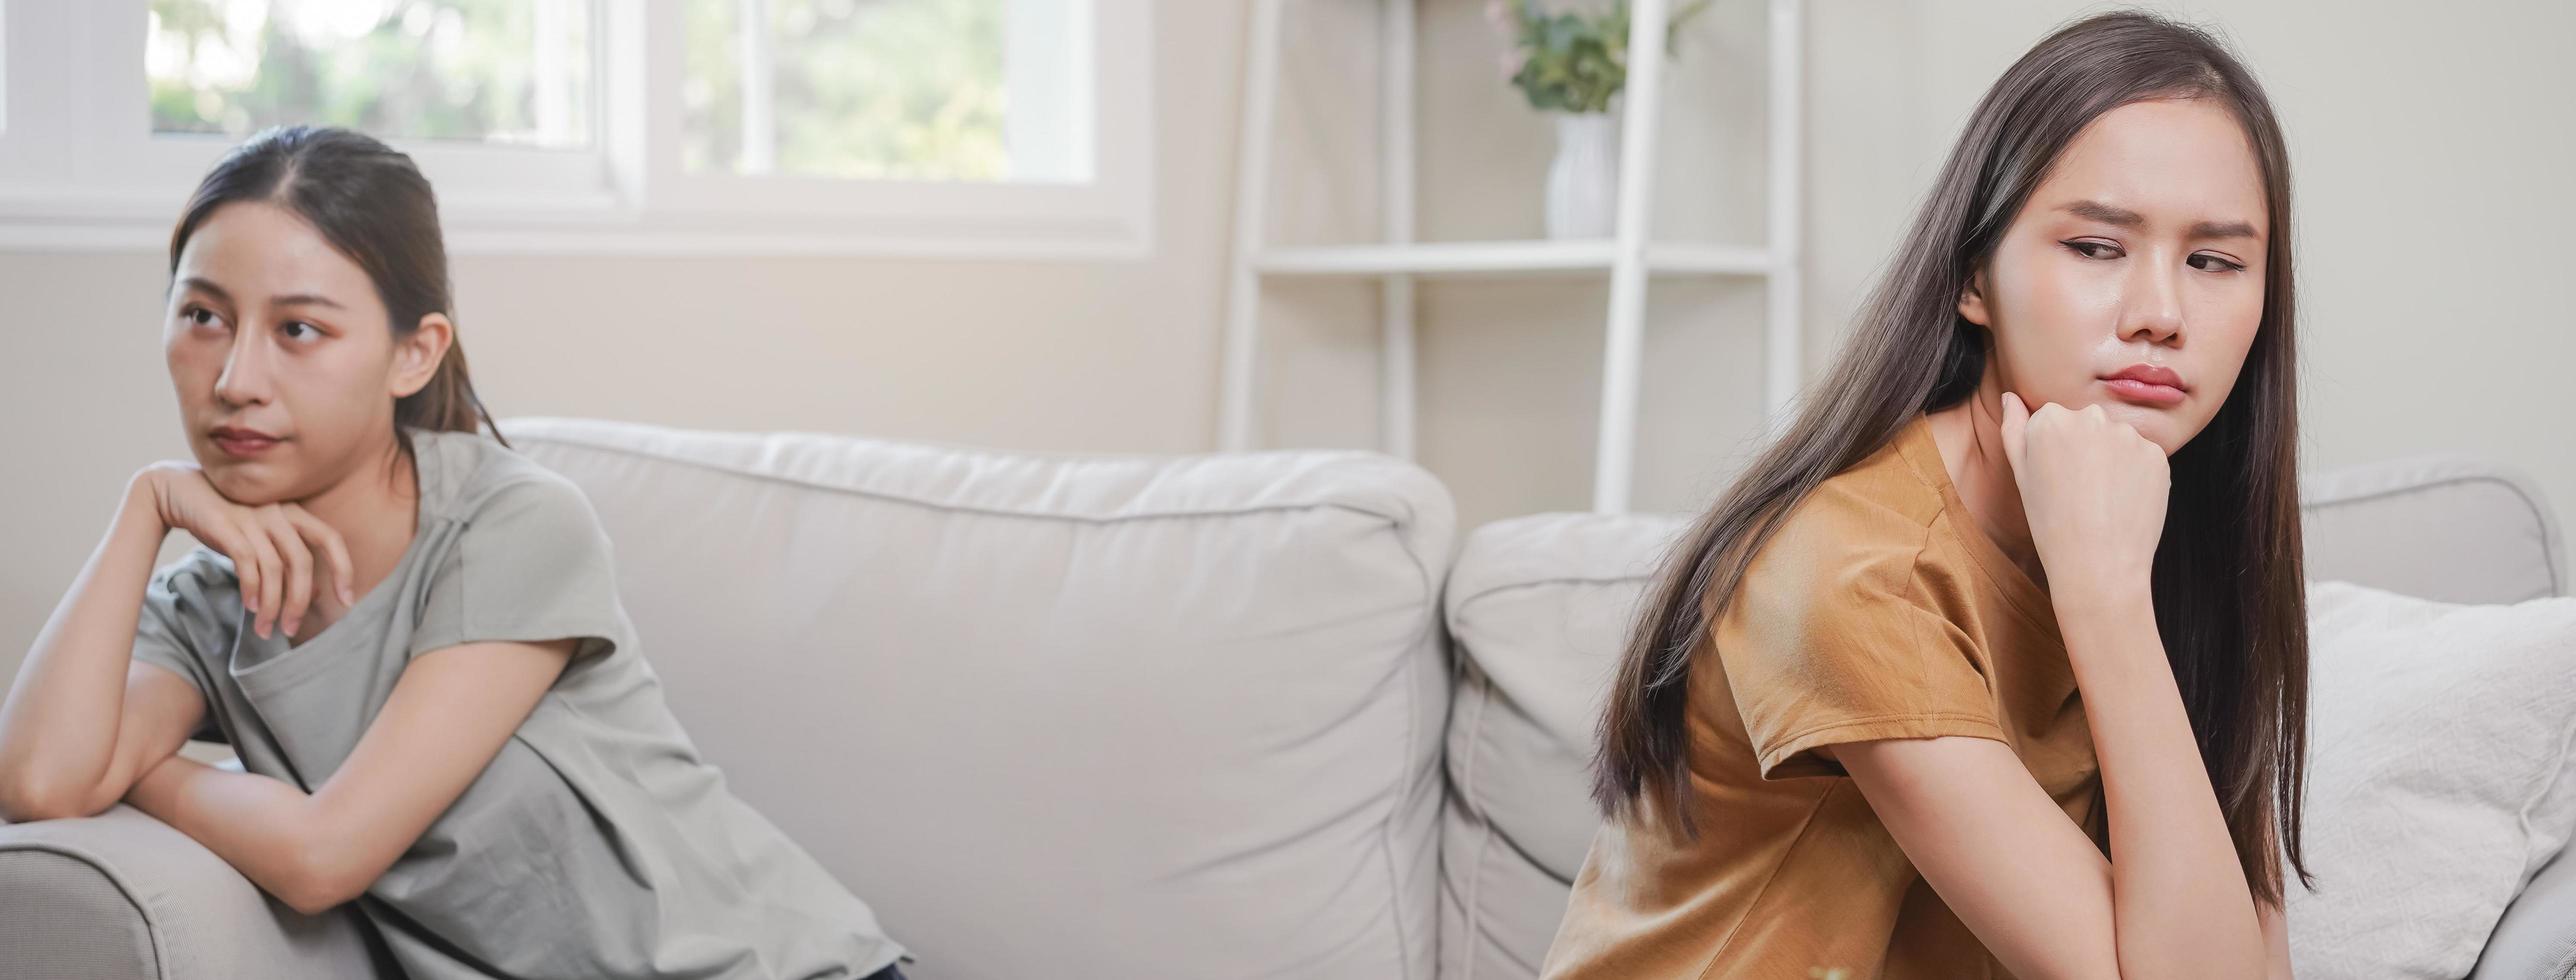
[2190, 253, 2247, 273]
[182, 306, 222, 329]
[281, 321, 321, 342]
[2063, 240, 2120, 260]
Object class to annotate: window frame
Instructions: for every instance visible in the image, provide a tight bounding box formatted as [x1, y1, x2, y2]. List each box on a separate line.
[0, 0, 1154, 258]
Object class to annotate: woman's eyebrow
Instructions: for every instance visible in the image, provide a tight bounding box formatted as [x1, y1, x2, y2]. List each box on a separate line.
[2189, 218, 2261, 241]
[171, 278, 346, 309]
[2061, 199, 2147, 227]
[2059, 199, 2260, 240]
[176, 276, 231, 302]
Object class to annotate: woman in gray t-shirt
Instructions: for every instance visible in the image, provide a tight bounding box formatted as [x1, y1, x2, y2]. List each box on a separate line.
[0, 126, 909, 980]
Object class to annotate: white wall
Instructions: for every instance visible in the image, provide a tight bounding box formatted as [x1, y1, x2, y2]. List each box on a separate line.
[3, 0, 2569, 693]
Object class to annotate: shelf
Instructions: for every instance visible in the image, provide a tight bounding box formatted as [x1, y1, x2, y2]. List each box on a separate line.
[1251, 239, 1776, 279]
[1219, 0, 1805, 514]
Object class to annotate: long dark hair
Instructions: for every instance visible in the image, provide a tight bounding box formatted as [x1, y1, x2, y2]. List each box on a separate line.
[167, 124, 504, 451]
[1590, 10, 2311, 904]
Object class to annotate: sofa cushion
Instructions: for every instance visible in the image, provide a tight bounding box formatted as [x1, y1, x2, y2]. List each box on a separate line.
[2286, 580, 2576, 979]
[502, 417, 1455, 980]
[1438, 513, 1684, 980]
[2470, 842, 2576, 979]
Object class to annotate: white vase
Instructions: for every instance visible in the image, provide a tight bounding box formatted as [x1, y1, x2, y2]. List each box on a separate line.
[1544, 111, 1621, 240]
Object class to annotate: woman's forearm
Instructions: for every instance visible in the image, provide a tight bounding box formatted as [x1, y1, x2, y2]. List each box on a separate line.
[2055, 589, 2266, 978]
[0, 479, 168, 818]
[123, 753, 342, 912]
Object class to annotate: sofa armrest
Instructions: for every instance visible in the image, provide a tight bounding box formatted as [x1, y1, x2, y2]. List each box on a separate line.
[2472, 847, 2576, 979]
[0, 804, 383, 980]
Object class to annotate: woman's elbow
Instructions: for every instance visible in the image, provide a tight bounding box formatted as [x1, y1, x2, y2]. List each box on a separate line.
[273, 863, 362, 916]
[0, 784, 68, 823]
[273, 836, 381, 916]
[0, 773, 115, 823]
[275, 878, 358, 917]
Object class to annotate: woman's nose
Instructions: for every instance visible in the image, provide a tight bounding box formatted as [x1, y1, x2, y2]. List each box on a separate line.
[2121, 259, 2187, 344]
[212, 330, 274, 407]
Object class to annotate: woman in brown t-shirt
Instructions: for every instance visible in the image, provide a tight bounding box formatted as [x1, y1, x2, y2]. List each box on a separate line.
[1546, 11, 2313, 979]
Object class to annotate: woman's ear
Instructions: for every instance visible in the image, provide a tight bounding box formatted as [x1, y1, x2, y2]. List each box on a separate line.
[388, 314, 455, 399]
[1956, 268, 1993, 327]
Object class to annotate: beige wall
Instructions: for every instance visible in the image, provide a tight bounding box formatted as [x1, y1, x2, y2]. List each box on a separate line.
[4, 0, 2570, 691]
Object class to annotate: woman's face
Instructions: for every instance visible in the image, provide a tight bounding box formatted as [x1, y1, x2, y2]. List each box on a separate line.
[165, 200, 441, 505]
[1958, 97, 2269, 455]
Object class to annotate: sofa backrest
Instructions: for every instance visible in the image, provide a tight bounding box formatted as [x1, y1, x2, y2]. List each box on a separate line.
[2301, 454, 2566, 604]
[1438, 454, 2566, 980]
[504, 417, 1455, 980]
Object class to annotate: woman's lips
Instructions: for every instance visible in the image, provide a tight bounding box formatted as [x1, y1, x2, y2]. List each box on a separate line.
[211, 431, 283, 457]
[2102, 377, 2186, 407]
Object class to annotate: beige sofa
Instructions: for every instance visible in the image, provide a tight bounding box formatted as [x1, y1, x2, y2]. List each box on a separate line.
[0, 417, 2564, 980]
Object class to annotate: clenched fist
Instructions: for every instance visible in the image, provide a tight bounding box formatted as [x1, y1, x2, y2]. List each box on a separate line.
[1996, 391, 2170, 608]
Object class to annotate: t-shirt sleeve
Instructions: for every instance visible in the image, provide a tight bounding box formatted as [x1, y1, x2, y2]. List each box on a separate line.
[408, 474, 634, 666]
[1711, 540, 2005, 780]
[130, 550, 234, 743]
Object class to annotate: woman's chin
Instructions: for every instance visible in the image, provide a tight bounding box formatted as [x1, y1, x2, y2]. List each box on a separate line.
[200, 463, 294, 507]
[2088, 402, 2185, 455]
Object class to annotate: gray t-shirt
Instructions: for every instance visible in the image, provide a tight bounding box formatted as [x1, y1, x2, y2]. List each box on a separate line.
[128, 427, 908, 980]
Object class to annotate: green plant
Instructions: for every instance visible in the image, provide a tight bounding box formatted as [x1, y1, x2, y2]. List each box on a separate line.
[1488, 0, 1716, 114]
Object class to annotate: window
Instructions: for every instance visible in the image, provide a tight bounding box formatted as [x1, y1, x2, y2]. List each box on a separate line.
[148, 0, 596, 149]
[685, 0, 1084, 182]
[0, 0, 1151, 255]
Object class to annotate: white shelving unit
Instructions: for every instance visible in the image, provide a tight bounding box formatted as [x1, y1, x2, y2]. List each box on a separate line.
[1217, 0, 1806, 514]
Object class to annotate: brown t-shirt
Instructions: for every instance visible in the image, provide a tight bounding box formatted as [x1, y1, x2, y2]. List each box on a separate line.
[1541, 411, 2105, 980]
